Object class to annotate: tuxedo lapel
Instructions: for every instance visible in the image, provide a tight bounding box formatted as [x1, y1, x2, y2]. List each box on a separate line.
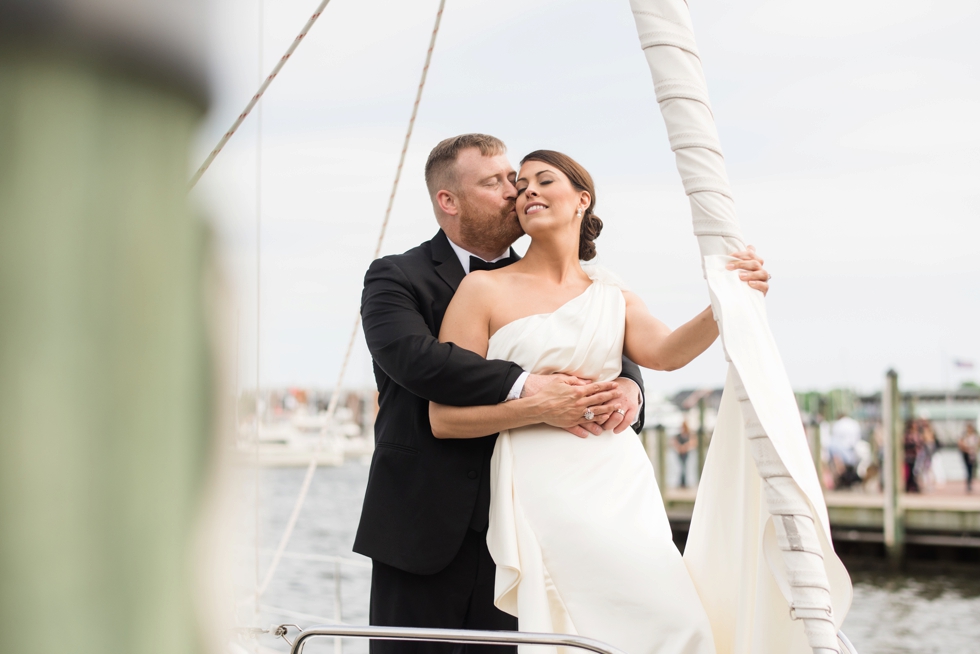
[431, 230, 465, 292]
[430, 229, 522, 292]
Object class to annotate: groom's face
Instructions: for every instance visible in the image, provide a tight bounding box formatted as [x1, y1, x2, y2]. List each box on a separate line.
[452, 148, 524, 255]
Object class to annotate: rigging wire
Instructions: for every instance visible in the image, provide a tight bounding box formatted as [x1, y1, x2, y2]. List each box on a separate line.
[256, 0, 449, 598]
[188, 0, 336, 189]
[253, 0, 264, 622]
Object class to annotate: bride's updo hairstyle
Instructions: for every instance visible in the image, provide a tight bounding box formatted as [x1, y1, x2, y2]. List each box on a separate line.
[520, 150, 603, 261]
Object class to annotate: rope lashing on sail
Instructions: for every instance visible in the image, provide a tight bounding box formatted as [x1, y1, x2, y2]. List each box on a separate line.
[629, 1, 847, 652]
[731, 370, 838, 652]
[189, 0, 336, 189]
[256, 0, 448, 597]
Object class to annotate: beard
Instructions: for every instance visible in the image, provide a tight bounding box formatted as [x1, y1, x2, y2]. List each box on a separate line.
[457, 195, 525, 256]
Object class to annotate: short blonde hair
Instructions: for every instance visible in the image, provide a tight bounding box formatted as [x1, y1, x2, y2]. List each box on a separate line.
[424, 134, 506, 197]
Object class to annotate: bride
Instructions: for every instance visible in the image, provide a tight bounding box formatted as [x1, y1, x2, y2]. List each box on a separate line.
[428, 149, 770, 654]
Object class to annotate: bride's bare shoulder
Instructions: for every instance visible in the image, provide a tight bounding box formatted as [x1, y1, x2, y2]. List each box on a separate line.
[442, 271, 506, 341]
[451, 270, 506, 309]
[457, 269, 501, 294]
[622, 289, 645, 308]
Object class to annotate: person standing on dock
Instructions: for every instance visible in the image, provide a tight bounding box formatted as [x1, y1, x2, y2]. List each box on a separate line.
[959, 423, 979, 493]
[828, 413, 862, 489]
[672, 421, 697, 488]
[904, 419, 923, 493]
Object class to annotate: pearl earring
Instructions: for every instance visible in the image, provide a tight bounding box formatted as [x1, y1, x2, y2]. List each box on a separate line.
[577, 208, 583, 218]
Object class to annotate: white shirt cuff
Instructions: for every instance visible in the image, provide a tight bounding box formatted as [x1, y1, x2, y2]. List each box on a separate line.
[506, 371, 530, 402]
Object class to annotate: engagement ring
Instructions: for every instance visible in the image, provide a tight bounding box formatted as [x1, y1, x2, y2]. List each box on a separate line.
[583, 409, 595, 421]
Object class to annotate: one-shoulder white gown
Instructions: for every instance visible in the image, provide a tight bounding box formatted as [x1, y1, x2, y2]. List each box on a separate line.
[487, 267, 716, 654]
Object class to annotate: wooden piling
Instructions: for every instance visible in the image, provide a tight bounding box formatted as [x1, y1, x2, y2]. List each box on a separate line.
[645, 425, 669, 495]
[882, 369, 905, 565]
[696, 397, 707, 482]
[658, 425, 669, 494]
[808, 421, 823, 488]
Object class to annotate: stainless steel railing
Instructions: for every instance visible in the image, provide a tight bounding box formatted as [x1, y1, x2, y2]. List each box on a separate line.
[283, 624, 858, 654]
[287, 625, 629, 654]
[838, 630, 859, 654]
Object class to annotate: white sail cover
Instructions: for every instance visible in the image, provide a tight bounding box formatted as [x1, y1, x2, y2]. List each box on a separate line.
[627, 1, 853, 653]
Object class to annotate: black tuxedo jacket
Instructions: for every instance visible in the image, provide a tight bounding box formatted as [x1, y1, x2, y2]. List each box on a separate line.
[353, 230, 646, 575]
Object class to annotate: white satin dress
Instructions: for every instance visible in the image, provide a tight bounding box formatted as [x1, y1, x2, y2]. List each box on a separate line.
[487, 267, 716, 654]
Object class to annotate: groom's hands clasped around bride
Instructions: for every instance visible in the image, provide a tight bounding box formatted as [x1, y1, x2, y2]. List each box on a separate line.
[519, 374, 640, 438]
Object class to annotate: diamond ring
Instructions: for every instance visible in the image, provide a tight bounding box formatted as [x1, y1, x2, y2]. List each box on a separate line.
[583, 408, 595, 421]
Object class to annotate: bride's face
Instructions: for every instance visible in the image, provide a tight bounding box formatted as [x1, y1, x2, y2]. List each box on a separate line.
[515, 160, 590, 238]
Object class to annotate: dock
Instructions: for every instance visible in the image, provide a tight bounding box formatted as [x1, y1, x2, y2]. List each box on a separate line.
[648, 371, 980, 561]
[662, 488, 980, 555]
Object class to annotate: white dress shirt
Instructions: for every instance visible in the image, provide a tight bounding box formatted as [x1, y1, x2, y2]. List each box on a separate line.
[446, 237, 641, 420]
[446, 237, 512, 275]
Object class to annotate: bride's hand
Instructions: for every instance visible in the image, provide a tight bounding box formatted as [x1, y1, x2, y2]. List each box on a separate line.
[726, 245, 770, 295]
[522, 374, 623, 438]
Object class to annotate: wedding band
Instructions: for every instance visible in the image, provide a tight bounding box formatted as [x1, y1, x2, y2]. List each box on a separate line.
[616, 408, 627, 416]
[583, 409, 595, 421]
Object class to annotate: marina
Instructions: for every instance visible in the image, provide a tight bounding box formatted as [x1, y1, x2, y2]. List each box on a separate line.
[243, 381, 980, 562]
[237, 462, 980, 654]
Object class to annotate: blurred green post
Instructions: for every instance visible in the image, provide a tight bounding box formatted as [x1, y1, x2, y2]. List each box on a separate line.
[0, 3, 213, 652]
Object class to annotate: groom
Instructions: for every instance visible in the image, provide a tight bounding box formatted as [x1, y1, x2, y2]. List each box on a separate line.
[354, 134, 646, 653]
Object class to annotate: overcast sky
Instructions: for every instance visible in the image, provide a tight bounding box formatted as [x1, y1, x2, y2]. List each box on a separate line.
[192, 0, 980, 399]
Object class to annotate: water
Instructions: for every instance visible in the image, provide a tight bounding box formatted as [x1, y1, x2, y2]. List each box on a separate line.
[238, 461, 980, 654]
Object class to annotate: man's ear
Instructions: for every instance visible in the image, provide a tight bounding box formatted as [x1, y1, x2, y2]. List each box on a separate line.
[435, 189, 459, 217]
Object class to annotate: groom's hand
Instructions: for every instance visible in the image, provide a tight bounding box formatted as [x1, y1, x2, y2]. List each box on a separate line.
[587, 377, 641, 435]
[521, 374, 623, 438]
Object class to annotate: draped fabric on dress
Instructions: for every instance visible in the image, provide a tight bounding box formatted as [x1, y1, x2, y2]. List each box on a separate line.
[487, 266, 716, 654]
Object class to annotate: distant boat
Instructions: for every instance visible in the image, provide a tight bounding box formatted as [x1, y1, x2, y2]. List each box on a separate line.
[236, 407, 373, 467]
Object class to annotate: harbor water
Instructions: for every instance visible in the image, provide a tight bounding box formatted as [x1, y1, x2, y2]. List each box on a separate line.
[237, 461, 980, 654]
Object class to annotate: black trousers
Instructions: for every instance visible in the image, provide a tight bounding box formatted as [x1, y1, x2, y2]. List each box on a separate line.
[370, 527, 517, 654]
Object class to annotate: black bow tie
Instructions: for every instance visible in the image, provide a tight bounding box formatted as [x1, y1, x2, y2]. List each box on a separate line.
[469, 255, 515, 272]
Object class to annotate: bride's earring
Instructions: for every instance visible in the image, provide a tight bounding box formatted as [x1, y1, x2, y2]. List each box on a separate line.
[576, 208, 583, 218]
